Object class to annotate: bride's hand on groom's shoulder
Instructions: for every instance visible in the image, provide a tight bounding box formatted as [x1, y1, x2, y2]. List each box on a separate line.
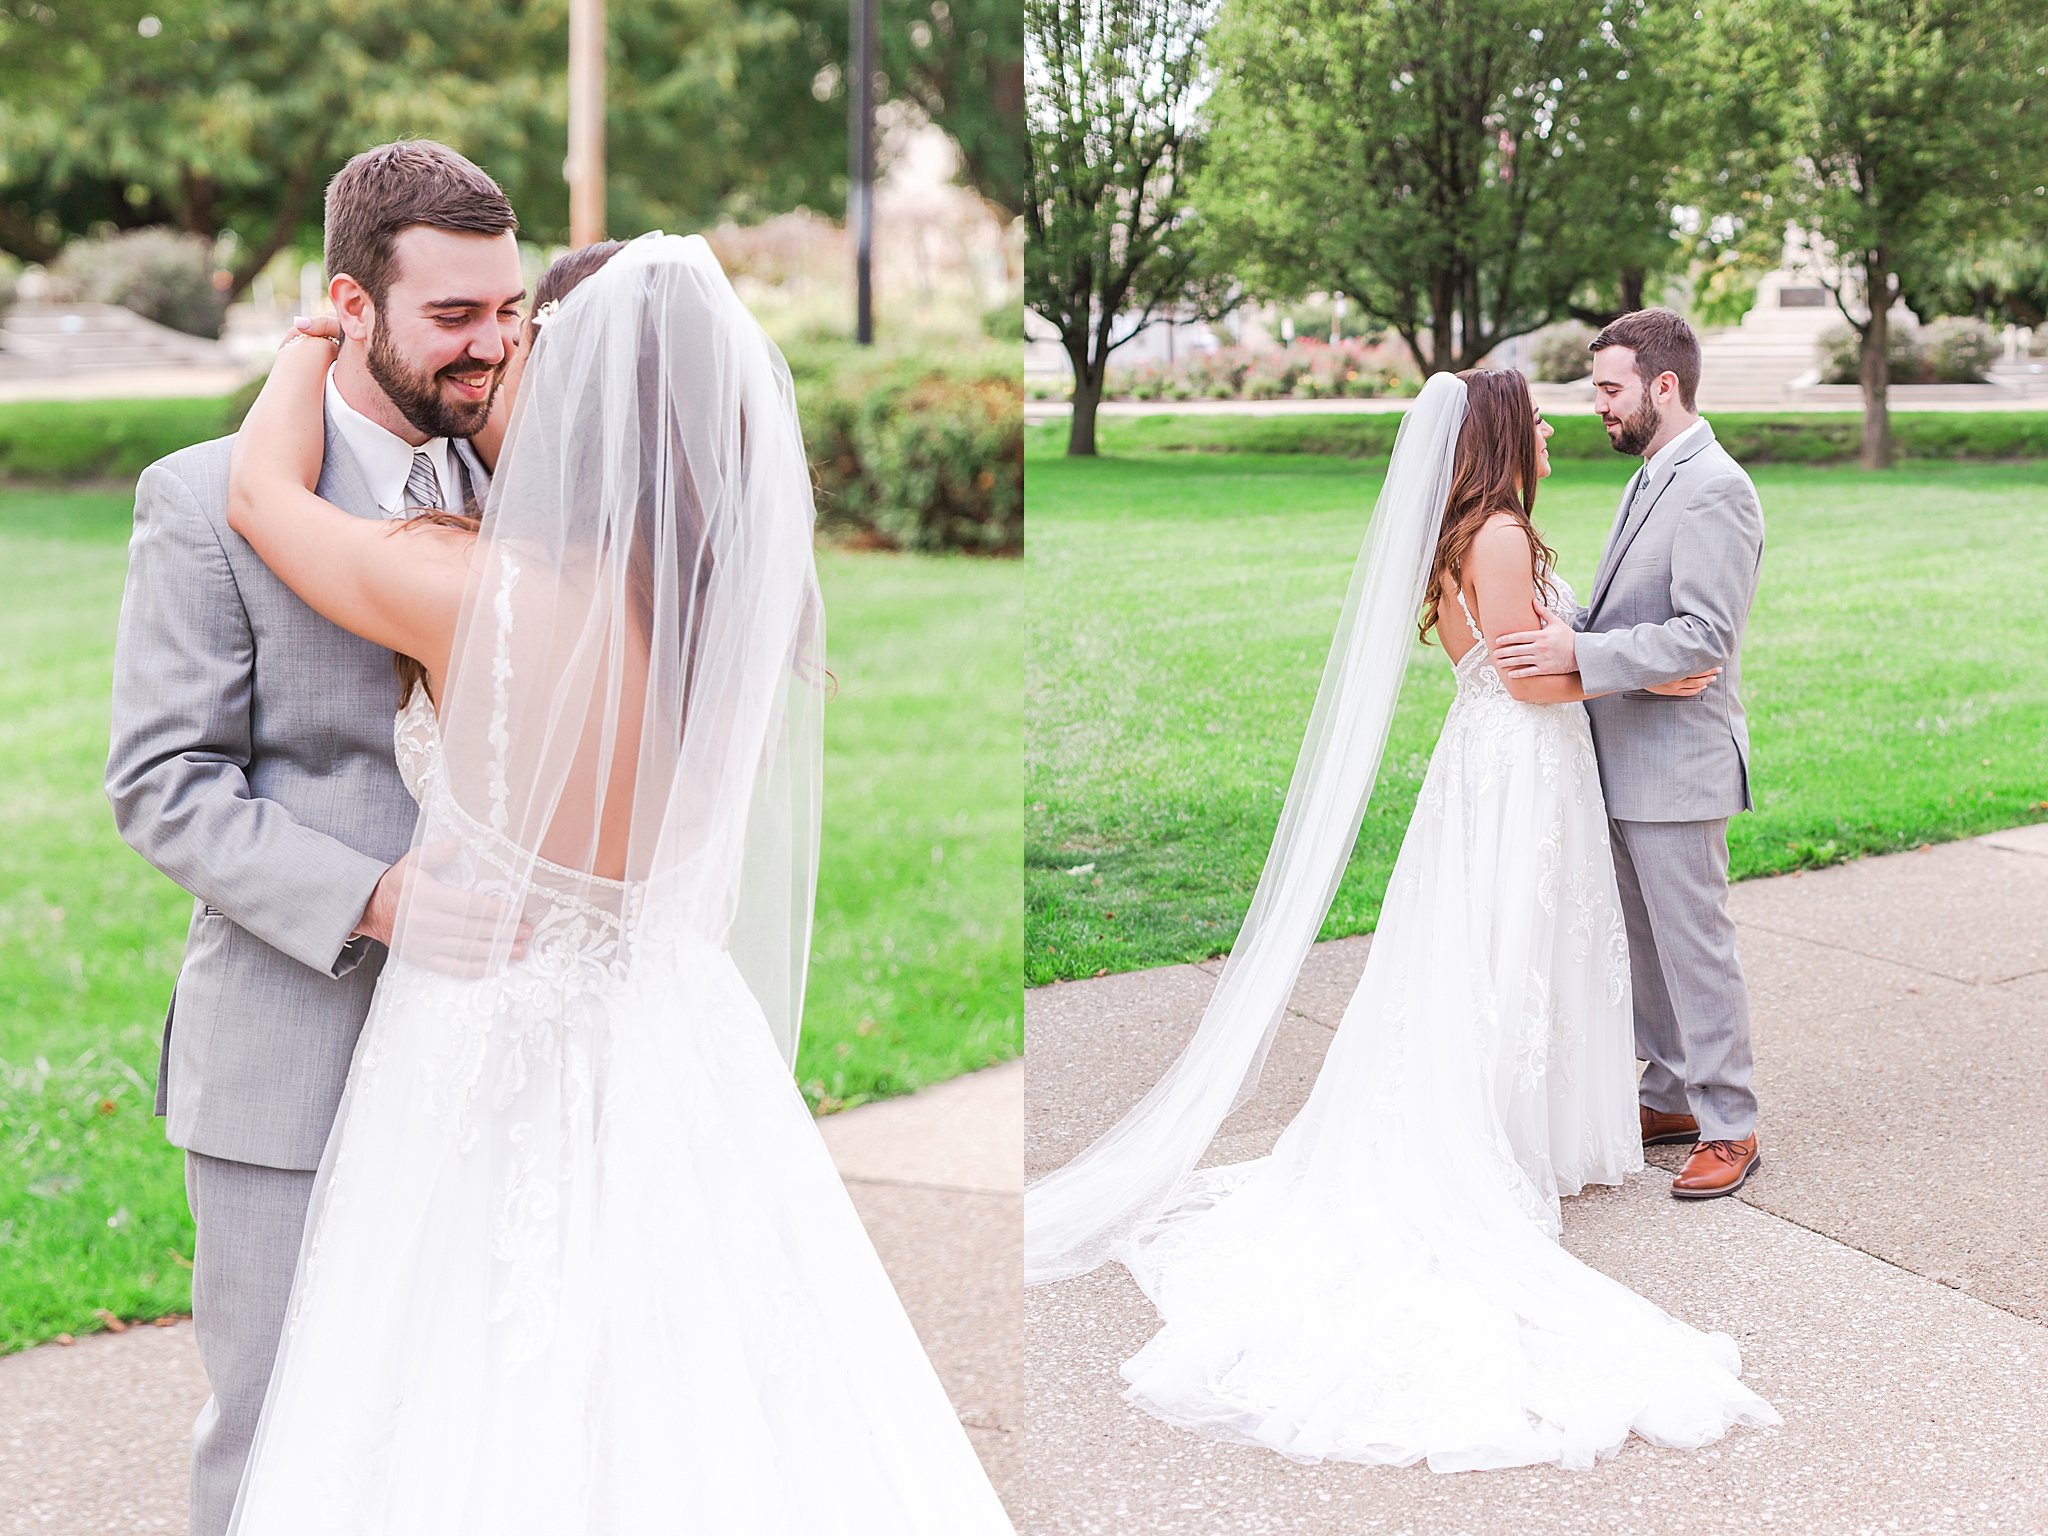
[284, 314, 342, 349]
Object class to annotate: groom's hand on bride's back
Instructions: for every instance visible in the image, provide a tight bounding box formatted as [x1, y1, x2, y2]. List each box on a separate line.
[352, 845, 532, 977]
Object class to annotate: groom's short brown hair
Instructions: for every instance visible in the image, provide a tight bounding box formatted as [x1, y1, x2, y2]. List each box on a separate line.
[324, 141, 517, 306]
[1589, 307, 1701, 411]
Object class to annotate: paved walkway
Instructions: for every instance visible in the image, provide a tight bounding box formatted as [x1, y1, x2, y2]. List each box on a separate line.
[0, 1060, 1022, 1533]
[1024, 826, 2048, 1534]
[1023, 393, 2048, 425]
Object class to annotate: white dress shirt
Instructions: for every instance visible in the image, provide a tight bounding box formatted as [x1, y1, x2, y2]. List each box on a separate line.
[324, 371, 465, 518]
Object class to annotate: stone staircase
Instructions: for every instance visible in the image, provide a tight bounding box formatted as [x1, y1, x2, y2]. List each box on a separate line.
[0, 302, 232, 377]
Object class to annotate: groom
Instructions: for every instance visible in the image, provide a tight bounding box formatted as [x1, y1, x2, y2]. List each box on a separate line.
[1496, 307, 1766, 1201]
[105, 140, 524, 1535]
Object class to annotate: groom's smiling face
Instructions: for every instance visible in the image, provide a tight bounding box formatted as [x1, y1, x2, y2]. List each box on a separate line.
[359, 226, 525, 441]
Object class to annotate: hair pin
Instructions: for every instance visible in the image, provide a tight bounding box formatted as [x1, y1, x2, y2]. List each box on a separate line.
[530, 298, 562, 329]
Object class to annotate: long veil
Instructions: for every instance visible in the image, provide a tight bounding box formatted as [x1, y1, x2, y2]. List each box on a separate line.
[1024, 371, 1469, 1284]
[398, 231, 824, 1060]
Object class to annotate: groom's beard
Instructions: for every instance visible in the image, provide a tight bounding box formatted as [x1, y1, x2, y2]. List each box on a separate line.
[1608, 393, 1662, 457]
[366, 318, 504, 440]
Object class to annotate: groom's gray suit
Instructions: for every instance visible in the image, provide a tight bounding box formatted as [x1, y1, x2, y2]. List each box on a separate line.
[105, 412, 482, 1535]
[1572, 420, 1765, 1142]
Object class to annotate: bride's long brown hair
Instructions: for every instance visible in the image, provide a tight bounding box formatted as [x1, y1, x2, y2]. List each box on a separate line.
[1417, 367, 1558, 645]
[394, 240, 627, 703]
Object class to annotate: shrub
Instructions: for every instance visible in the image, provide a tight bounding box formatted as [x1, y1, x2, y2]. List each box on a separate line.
[51, 229, 227, 340]
[0, 256, 19, 316]
[980, 301, 1026, 342]
[787, 340, 1021, 555]
[1924, 317, 1999, 383]
[1818, 322, 1925, 386]
[0, 396, 235, 480]
[1526, 323, 1596, 383]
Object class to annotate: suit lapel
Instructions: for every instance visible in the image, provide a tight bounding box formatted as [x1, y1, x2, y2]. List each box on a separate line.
[318, 405, 383, 522]
[1587, 422, 1719, 614]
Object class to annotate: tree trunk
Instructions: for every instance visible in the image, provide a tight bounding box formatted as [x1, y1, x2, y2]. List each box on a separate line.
[1065, 335, 1102, 457]
[1429, 270, 1456, 373]
[227, 170, 314, 305]
[1860, 253, 1894, 471]
[1618, 266, 1645, 315]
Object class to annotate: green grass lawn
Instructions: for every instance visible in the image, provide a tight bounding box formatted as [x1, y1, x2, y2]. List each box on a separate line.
[0, 487, 1020, 1352]
[1027, 433, 2048, 986]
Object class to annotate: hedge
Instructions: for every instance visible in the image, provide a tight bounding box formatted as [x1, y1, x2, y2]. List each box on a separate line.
[1027, 408, 2048, 464]
[0, 342, 1023, 556]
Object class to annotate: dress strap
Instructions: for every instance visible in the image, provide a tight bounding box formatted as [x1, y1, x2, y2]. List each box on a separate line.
[1452, 586, 1486, 644]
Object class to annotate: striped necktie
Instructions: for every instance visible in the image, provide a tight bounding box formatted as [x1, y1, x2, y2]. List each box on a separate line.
[404, 449, 445, 511]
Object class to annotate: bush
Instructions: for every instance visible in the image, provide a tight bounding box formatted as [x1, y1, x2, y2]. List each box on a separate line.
[786, 340, 1021, 555]
[51, 229, 227, 340]
[0, 256, 19, 316]
[1818, 322, 1925, 386]
[980, 301, 1025, 342]
[1924, 317, 1999, 383]
[1526, 323, 1596, 383]
[0, 396, 235, 480]
[1049, 406, 2048, 463]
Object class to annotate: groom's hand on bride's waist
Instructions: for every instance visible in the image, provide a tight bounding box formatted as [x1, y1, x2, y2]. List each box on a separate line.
[1495, 608, 1577, 678]
[351, 846, 532, 978]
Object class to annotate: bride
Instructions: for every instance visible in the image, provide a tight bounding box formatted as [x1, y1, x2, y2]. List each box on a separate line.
[218, 234, 1014, 1532]
[1025, 368, 1779, 1471]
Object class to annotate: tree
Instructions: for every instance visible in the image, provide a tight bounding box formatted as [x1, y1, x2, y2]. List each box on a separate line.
[1026, 0, 1231, 456]
[1907, 237, 2048, 332]
[1194, 0, 1683, 377]
[886, 0, 1027, 218]
[0, 0, 855, 296]
[1690, 0, 2048, 468]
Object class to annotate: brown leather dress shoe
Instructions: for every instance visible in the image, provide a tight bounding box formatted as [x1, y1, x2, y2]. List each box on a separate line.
[1671, 1134, 1761, 1199]
[1639, 1105, 1700, 1147]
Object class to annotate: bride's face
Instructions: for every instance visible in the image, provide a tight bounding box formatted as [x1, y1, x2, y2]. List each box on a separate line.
[1531, 403, 1554, 481]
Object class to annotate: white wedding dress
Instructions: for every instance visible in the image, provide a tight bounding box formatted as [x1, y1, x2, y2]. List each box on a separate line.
[1110, 580, 1779, 1469]
[214, 237, 1011, 1531]
[224, 684, 1016, 1533]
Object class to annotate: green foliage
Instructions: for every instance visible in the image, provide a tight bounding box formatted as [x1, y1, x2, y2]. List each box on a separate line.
[1818, 323, 1924, 387]
[1912, 237, 2048, 330]
[0, 489, 1021, 1348]
[0, 254, 18, 314]
[1197, 0, 1684, 375]
[0, 397, 233, 481]
[981, 300, 1027, 341]
[1024, 442, 2048, 982]
[50, 229, 227, 339]
[1924, 317, 2000, 384]
[884, 0, 1026, 216]
[1026, 408, 2048, 464]
[0, 1, 859, 287]
[1686, 0, 2048, 461]
[793, 342, 1023, 553]
[1025, 0, 1235, 452]
[1526, 324, 1597, 384]
[1280, 296, 1380, 344]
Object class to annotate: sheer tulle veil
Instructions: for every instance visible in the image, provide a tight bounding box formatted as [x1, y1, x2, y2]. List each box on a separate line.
[395, 231, 824, 1063]
[1024, 371, 1469, 1284]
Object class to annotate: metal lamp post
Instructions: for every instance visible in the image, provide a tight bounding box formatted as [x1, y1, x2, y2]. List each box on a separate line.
[849, 0, 876, 344]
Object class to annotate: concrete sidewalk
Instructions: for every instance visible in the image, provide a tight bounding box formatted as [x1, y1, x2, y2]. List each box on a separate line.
[0, 1060, 1022, 1533]
[1024, 826, 2048, 1535]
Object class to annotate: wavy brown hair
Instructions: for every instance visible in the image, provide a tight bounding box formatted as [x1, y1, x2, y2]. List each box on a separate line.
[394, 240, 627, 703]
[1418, 367, 1558, 646]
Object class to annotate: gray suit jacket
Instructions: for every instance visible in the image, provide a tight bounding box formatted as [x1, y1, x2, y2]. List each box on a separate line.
[105, 412, 484, 1170]
[1573, 421, 1765, 823]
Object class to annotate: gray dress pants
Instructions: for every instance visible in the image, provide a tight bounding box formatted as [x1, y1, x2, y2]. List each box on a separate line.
[1608, 816, 1759, 1142]
[183, 1151, 316, 1536]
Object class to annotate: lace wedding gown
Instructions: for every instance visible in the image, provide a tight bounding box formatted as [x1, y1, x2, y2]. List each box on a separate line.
[1112, 579, 1779, 1471]
[225, 686, 1015, 1534]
